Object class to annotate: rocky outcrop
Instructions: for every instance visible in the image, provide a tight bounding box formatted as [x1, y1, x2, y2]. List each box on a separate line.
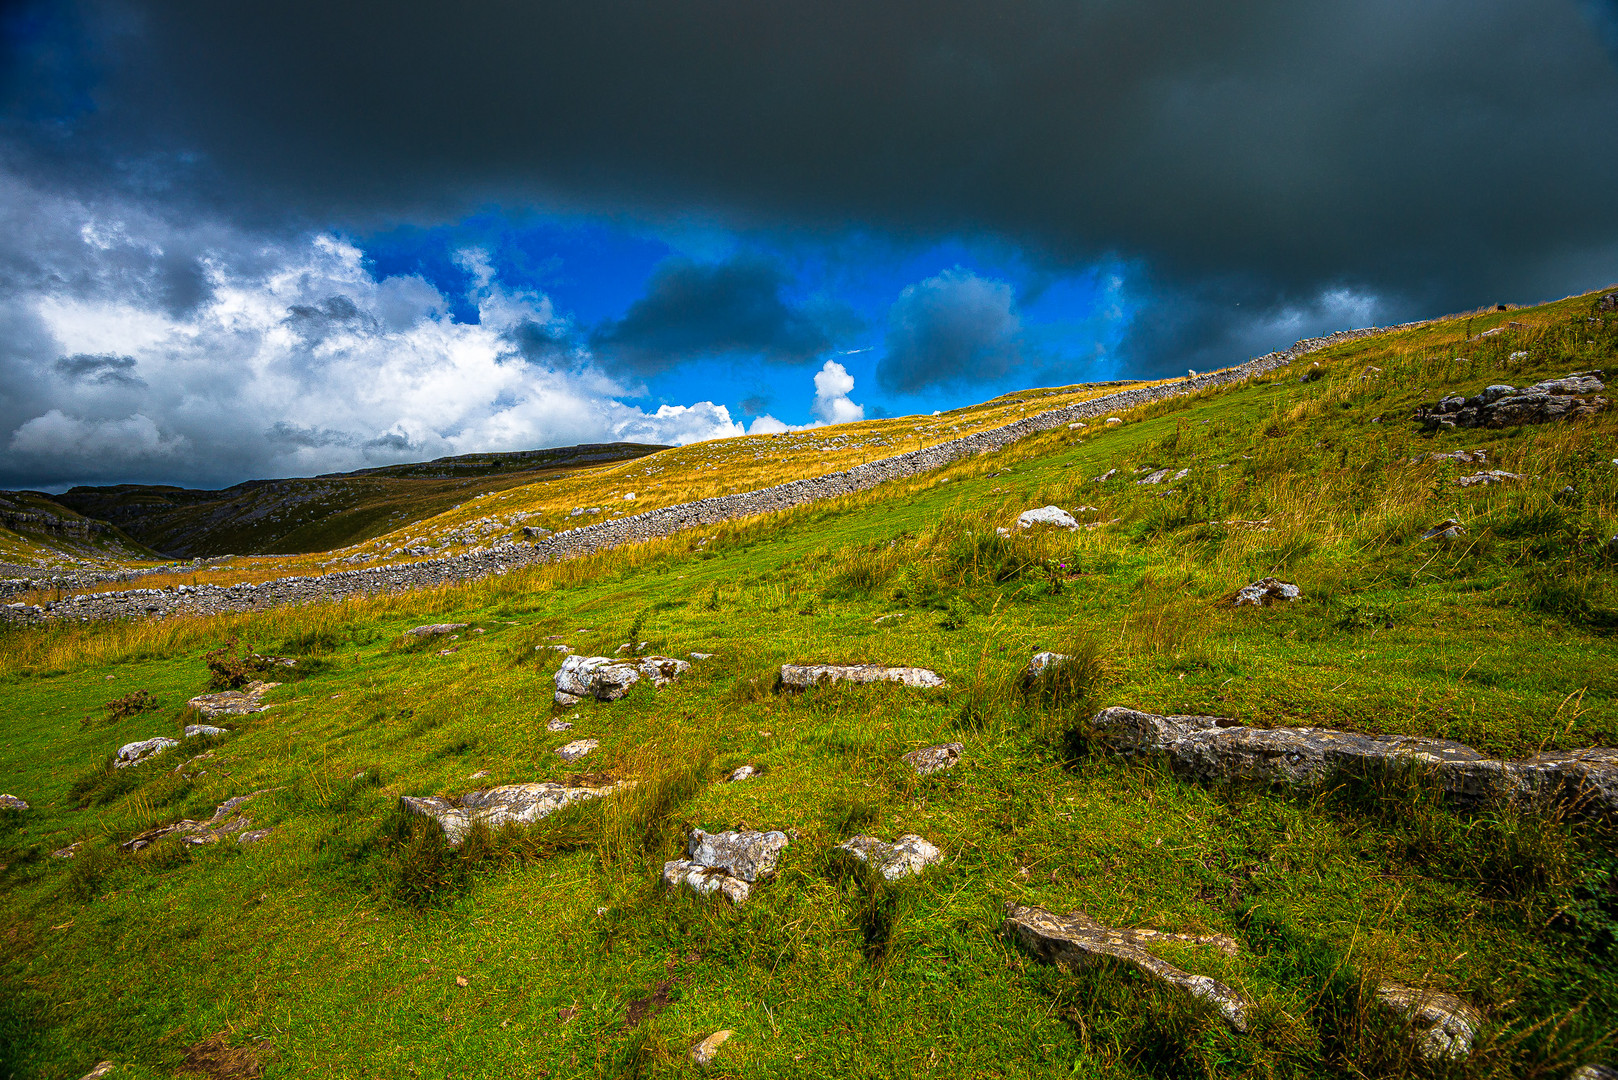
[119, 790, 272, 850]
[1234, 579, 1301, 606]
[1414, 373, 1607, 430]
[6, 321, 1415, 625]
[1375, 982, 1484, 1060]
[115, 736, 180, 768]
[662, 828, 790, 904]
[837, 834, 942, 880]
[1016, 506, 1079, 529]
[406, 623, 468, 636]
[1090, 707, 1618, 817]
[902, 743, 963, 776]
[401, 780, 627, 845]
[555, 738, 598, 761]
[184, 723, 227, 738]
[1456, 470, 1524, 487]
[187, 680, 279, 719]
[1004, 903, 1249, 1030]
[553, 654, 690, 704]
[0, 794, 28, 811]
[780, 664, 946, 690]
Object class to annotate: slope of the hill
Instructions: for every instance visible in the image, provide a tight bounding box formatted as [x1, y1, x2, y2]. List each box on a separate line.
[0, 490, 156, 575]
[49, 442, 668, 558]
[1, 288, 1615, 1080]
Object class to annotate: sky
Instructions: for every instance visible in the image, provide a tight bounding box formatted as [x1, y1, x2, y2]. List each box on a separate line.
[1, 1, 1617, 491]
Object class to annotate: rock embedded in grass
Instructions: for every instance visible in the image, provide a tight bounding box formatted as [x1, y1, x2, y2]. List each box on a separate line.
[119, 789, 271, 850]
[1015, 505, 1080, 529]
[1375, 982, 1484, 1060]
[1571, 1066, 1618, 1080]
[726, 765, 756, 782]
[187, 680, 280, 719]
[555, 738, 598, 761]
[690, 1029, 734, 1066]
[1004, 903, 1249, 1030]
[1414, 372, 1608, 430]
[406, 623, 469, 636]
[1020, 652, 1071, 685]
[1422, 519, 1465, 541]
[1090, 707, 1618, 817]
[114, 736, 180, 768]
[902, 742, 963, 776]
[184, 724, 227, 738]
[837, 834, 942, 880]
[779, 664, 946, 690]
[1233, 578, 1301, 606]
[400, 780, 627, 845]
[1456, 469, 1526, 487]
[0, 794, 28, 811]
[554, 654, 691, 704]
[662, 828, 789, 904]
[546, 718, 574, 732]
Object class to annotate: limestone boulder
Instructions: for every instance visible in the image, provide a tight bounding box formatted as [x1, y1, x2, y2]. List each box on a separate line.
[837, 834, 942, 880]
[1089, 706, 1618, 817]
[406, 623, 468, 636]
[401, 780, 628, 845]
[554, 654, 690, 703]
[1234, 578, 1301, 606]
[187, 680, 279, 719]
[662, 828, 789, 904]
[903, 742, 963, 776]
[780, 663, 946, 690]
[1016, 505, 1080, 530]
[1415, 372, 1607, 430]
[114, 736, 179, 768]
[184, 724, 227, 738]
[1005, 903, 1248, 1030]
[1375, 982, 1484, 1060]
[555, 738, 598, 761]
[0, 794, 28, 811]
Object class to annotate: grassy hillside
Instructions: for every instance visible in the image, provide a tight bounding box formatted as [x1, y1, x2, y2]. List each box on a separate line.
[1, 290, 1616, 1079]
[0, 490, 156, 573]
[49, 443, 670, 559]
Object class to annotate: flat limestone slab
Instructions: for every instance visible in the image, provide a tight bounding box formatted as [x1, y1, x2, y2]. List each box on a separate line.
[1005, 902, 1248, 1030]
[554, 654, 691, 703]
[780, 664, 946, 690]
[662, 828, 789, 904]
[837, 834, 942, 880]
[119, 790, 273, 851]
[1090, 707, 1618, 816]
[1375, 982, 1485, 1060]
[187, 680, 280, 719]
[401, 780, 627, 845]
[114, 736, 180, 768]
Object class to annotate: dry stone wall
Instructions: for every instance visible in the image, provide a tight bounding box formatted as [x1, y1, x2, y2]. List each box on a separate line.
[2, 324, 1402, 625]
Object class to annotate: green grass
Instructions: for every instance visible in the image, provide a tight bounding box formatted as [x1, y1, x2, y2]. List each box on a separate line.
[1, 290, 1616, 1078]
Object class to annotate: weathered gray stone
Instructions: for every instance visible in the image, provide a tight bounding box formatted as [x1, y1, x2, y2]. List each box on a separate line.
[1415, 373, 1608, 430]
[406, 623, 468, 636]
[400, 780, 627, 845]
[1090, 706, 1618, 816]
[1422, 519, 1465, 541]
[780, 663, 946, 690]
[662, 828, 790, 904]
[554, 654, 690, 703]
[1570, 1065, 1618, 1080]
[114, 736, 180, 768]
[187, 680, 279, 719]
[1456, 469, 1525, 487]
[1375, 982, 1484, 1060]
[1020, 651, 1071, 685]
[184, 724, 227, 738]
[119, 789, 271, 851]
[1234, 579, 1301, 606]
[903, 742, 963, 776]
[0, 794, 28, 811]
[726, 765, 756, 782]
[555, 738, 598, 761]
[1017, 505, 1080, 529]
[1005, 903, 1248, 1030]
[76, 1063, 114, 1080]
[546, 717, 574, 732]
[690, 1029, 734, 1066]
[837, 834, 942, 880]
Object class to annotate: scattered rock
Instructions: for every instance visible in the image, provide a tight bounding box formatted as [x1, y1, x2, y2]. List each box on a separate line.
[1016, 505, 1080, 529]
[1375, 982, 1484, 1060]
[1571, 1066, 1618, 1080]
[469, 769, 490, 779]
[401, 780, 628, 845]
[1233, 579, 1301, 606]
[1020, 652, 1071, 686]
[546, 718, 574, 732]
[1005, 903, 1248, 1030]
[690, 1029, 734, 1066]
[538, 644, 571, 654]
[902, 742, 963, 776]
[187, 680, 280, 719]
[1089, 706, 1618, 817]
[662, 828, 790, 903]
[406, 623, 469, 636]
[554, 654, 691, 704]
[726, 765, 757, 782]
[114, 736, 180, 768]
[1136, 467, 1190, 485]
[1105, 417, 1122, 426]
[119, 789, 272, 851]
[76, 1064, 114, 1080]
[1456, 469, 1525, 487]
[237, 829, 273, 844]
[53, 841, 83, 859]
[1422, 519, 1465, 541]
[779, 664, 946, 690]
[614, 641, 650, 654]
[837, 834, 942, 880]
[1414, 373, 1607, 430]
[0, 794, 27, 811]
[556, 738, 598, 762]
[1067, 421, 1087, 430]
[184, 724, 227, 738]
[437, 648, 458, 657]
[690, 652, 715, 660]
[1094, 468, 1118, 482]
[1410, 449, 1487, 465]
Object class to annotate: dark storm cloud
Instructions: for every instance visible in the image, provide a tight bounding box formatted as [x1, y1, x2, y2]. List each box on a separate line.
[590, 255, 856, 373]
[879, 270, 1022, 394]
[18, 0, 1618, 326]
[54, 352, 144, 386]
